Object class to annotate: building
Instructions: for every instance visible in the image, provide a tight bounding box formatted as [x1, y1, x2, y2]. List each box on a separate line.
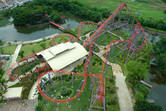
[36, 42, 88, 71]
[0, 0, 34, 12]
[3, 87, 23, 100]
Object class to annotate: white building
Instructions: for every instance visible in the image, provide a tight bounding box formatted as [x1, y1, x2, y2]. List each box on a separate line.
[3, 87, 23, 100]
[36, 42, 88, 71]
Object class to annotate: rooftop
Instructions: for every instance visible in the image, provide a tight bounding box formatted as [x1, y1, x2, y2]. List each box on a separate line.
[36, 42, 88, 70]
[3, 87, 23, 100]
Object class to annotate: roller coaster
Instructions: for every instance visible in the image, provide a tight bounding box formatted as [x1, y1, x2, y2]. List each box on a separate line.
[7, 3, 147, 111]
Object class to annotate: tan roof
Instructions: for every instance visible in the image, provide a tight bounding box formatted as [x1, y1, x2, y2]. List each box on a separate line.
[37, 42, 88, 70]
[4, 87, 23, 99]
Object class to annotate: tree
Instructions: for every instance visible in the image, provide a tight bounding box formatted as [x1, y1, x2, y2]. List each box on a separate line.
[35, 101, 44, 111]
[32, 49, 35, 54]
[153, 37, 166, 73]
[134, 100, 163, 111]
[126, 60, 149, 87]
[40, 43, 46, 49]
[155, 53, 166, 66]
[60, 87, 68, 96]
[153, 37, 166, 55]
[50, 12, 61, 23]
[19, 50, 24, 58]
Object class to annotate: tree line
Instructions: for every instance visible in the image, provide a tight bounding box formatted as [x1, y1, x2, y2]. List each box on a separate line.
[0, 0, 165, 30]
[153, 37, 166, 73]
[1, 0, 110, 26]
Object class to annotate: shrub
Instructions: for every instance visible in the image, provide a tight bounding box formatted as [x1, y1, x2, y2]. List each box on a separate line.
[134, 100, 163, 111]
[162, 0, 166, 3]
[135, 84, 149, 98]
[40, 43, 46, 49]
[109, 75, 115, 83]
[135, 92, 144, 101]
[111, 96, 118, 105]
[109, 86, 116, 93]
[60, 87, 69, 97]
[35, 104, 44, 111]
[164, 10, 166, 14]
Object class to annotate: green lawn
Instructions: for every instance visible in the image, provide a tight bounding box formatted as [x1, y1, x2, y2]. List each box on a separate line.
[0, 44, 17, 55]
[98, 32, 120, 46]
[17, 39, 51, 60]
[52, 35, 76, 45]
[72, 0, 166, 22]
[36, 54, 119, 111]
[12, 58, 41, 77]
[37, 74, 92, 111]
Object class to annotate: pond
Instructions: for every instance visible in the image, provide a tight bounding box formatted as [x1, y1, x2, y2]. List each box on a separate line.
[145, 34, 166, 111]
[146, 65, 166, 111]
[0, 16, 81, 42]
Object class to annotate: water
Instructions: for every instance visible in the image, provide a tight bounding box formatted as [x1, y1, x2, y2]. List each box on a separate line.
[0, 16, 80, 41]
[146, 65, 166, 111]
[145, 34, 166, 110]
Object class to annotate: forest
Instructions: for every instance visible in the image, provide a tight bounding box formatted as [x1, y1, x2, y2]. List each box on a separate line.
[0, 0, 166, 31]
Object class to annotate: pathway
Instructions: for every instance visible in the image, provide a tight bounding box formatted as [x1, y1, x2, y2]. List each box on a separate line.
[28, 63, 48, 100]
[95, 53, 133, 111]
[85, 30, 133, 111]
[5, 43, 22, 80]
[0, 99, 38, 111]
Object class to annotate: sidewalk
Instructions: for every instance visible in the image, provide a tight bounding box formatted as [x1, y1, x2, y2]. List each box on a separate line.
[95, 53, 133, 111]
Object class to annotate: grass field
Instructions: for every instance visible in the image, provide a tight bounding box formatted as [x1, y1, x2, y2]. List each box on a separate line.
[0, 44, 17, 55]
[98, 32, 120, 46]
[17, 39, 51, 60]
[72, 0, 166, 22]
[36, 55, 119, 111]
[37, 76, 91, 111]
[52, 35, 76, 45]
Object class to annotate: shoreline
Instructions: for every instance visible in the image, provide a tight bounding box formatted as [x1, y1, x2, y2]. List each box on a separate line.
[6, 33, 58, 45]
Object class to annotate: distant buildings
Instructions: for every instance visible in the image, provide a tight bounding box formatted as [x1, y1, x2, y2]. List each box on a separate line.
[0, 0, 33, 12]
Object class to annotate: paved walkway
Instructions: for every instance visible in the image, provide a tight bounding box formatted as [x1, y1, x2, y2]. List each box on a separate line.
[95, 53, 133, 111]
[0, 99, 38, 111]
[7, 79, 19, 87]
[28, 63, 47, 100]
[85, 30, 133, 111]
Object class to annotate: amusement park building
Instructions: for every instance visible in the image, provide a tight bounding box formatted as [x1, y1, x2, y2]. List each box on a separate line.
[36, 42, 88, 71]
[3, 87, 23, 100]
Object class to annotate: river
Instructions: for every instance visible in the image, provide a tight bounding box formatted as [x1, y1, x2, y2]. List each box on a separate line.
[0, 15, 81, 41]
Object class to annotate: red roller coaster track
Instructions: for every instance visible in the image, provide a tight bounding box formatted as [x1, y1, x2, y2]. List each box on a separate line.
[7, 3, 147, 106]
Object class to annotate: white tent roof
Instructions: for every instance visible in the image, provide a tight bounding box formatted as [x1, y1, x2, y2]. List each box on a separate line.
[37, 42, 88, 70]
[4, 87, 23, 99]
